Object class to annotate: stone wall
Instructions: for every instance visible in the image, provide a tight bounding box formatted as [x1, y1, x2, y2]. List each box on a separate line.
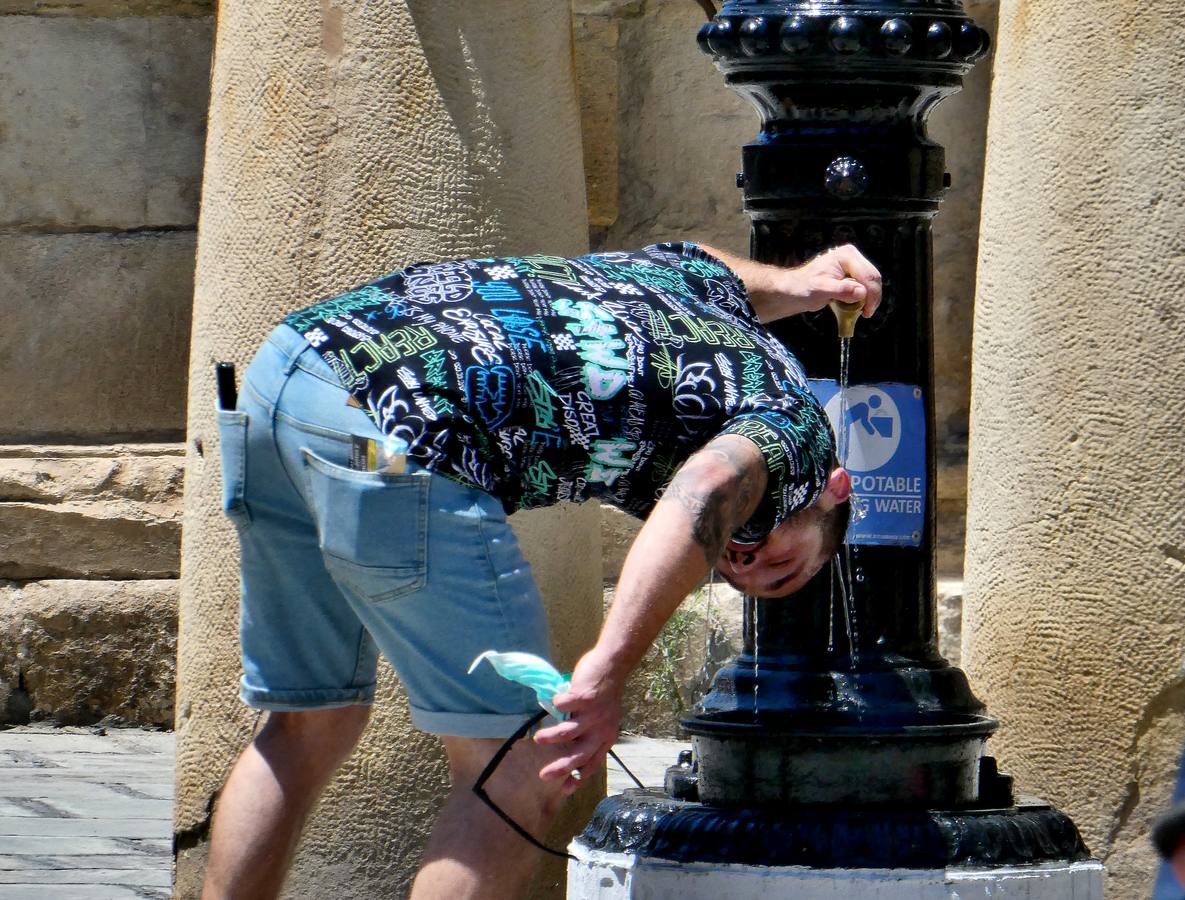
[0, 2, 213, 726]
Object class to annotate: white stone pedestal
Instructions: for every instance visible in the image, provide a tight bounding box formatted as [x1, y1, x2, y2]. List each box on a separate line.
[568, 844, 1105, 900]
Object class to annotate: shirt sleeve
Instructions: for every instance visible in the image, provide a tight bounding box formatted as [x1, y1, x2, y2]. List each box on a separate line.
[716, 388, 836, 543]
[636, 241, 761, 325]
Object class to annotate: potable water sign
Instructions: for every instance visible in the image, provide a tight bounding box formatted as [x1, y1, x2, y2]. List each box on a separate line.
[809, 381, 925, 547]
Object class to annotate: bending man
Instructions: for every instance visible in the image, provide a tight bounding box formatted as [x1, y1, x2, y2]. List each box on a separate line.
[202, 241, 881, 899]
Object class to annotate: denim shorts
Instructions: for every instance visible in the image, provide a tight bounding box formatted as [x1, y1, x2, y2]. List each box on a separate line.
[216, 324, 551, 737]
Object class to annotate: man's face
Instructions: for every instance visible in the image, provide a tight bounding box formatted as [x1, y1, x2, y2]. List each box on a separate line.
[715, 508, 830, 599]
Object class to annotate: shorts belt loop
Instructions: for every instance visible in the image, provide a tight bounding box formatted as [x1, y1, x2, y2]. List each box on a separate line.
[283, 350, 302, 376]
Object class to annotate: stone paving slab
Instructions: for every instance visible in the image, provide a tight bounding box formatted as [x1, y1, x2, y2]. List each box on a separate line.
[0, 724, 173, 897]
[0, 888, 165, 900]
[608, 735, 687, 795]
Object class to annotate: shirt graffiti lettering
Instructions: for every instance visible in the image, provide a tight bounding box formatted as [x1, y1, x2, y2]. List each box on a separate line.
[404, 264, 474, 304]
[714, 352, 739, 409]
[558, 389, 600, 449]
[490, 307, 549, 352]
[591, 259, 695, 298]
[465, 365, 515, 429]
[442, 307, 509, 366]
[586, 439, 637, 487]
[513, 255, 581, 284]
[420, 349, 456, 416]
[346, 327, 438, 373]
[643, 308, 756, 350]
[474, 281, 522, 303]
[525, 371, 560, 432]
[523, 459, 559, 503]
[672, 356, 721, 429]
[286, 285, 389, 332]
[551, 298, 630, 401]
[739, 351, 768, 396]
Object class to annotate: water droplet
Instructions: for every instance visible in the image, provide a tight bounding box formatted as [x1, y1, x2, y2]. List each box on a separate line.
[856, 573, 865, 583]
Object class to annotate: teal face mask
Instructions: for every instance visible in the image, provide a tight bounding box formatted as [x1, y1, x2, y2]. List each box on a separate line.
[468, 651, 571, 721]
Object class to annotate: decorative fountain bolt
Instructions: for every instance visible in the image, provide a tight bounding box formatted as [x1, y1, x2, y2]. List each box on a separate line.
[568, 1, 1103, 895]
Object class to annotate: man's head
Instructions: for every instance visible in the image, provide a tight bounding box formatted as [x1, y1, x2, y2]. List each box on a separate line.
[715, 467, 852, 599]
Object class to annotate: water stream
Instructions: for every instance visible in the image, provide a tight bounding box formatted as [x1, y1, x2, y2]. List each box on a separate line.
[752, 598, 760, 719]
[834, 335, 860, 667]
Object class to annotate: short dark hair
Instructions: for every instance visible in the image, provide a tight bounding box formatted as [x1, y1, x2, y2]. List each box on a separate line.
[819, 497, 852, 560]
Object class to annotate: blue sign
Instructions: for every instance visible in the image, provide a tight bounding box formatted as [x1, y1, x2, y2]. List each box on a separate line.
[808, 380, 926, 547]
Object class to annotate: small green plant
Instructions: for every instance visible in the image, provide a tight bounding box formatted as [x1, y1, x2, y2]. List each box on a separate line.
[643, 603, 697, 715]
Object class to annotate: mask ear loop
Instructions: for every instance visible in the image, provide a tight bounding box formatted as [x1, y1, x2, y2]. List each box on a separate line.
[472, 710, 648, 861]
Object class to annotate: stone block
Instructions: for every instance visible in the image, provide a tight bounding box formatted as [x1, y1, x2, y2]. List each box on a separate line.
[0, 15, 213, 229]
[593, 0, 753, 254]
[0, 579, 178, 726]
[573, 11, 620, 227]
[0, 232, 195, 441]
[0, 448, 183, 580]
[0, 449, 183, 505]
[0, 1, 212, 14]
[0, 503, 180, 579]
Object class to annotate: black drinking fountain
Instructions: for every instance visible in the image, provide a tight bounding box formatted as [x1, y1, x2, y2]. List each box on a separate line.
[567, 2, 1103, 896]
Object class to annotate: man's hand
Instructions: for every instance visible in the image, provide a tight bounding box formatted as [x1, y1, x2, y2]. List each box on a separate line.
[698, 242, 883, 324]
[784, 244, 884, 319]
[533, 648, 624, 793]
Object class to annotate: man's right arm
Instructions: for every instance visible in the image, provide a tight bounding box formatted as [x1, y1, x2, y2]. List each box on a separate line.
[697, 242, 883, 324]
[533, 435, 766, 789]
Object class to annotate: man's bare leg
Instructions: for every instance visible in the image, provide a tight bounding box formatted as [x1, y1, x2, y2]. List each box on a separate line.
[410, 734, 571, 900]
[201, 705, 371, 900]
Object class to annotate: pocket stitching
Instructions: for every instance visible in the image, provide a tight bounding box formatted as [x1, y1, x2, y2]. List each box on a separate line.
[217, 409, 252, 528]
[299, 447, 429, 603]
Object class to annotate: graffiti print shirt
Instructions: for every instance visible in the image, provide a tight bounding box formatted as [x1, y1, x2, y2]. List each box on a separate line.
[283, 242, 834, 541]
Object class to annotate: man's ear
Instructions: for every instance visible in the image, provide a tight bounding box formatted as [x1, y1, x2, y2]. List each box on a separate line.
[823, 467, 852, 506]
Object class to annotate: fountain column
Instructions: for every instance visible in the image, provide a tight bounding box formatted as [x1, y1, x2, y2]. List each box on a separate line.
[963, 2, 1185, 896]
[569, 2, 1103, 896]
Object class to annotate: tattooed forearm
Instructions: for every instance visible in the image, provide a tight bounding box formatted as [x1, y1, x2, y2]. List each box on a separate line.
[660, 439, 764, 565]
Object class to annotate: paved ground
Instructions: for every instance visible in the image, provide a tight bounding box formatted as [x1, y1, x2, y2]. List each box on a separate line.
[0, 724, 685, 897]
[0, 724, 173, 899]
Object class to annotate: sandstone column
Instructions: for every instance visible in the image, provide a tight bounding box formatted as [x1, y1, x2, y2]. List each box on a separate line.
[175, 3, 600, 896]
[963, 3, 1185, 898]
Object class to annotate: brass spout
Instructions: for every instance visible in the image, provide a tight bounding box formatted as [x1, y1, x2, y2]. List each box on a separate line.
[829, 300, 864, 339]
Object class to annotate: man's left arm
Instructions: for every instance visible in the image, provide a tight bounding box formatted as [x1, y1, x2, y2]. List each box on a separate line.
[698, 242, 883, 324]
[533, 435, 767, 790]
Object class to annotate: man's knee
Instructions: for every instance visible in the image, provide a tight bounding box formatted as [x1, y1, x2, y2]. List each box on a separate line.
[255, 705, 371, 771]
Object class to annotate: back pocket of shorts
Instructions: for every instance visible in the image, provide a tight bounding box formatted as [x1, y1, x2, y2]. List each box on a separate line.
[299, 448, 429, 602]
[217, 409, 251, 528]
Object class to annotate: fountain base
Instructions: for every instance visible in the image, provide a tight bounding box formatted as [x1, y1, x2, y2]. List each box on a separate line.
[570, 788, 1102, 898]
[568, 846, 1103, 900]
